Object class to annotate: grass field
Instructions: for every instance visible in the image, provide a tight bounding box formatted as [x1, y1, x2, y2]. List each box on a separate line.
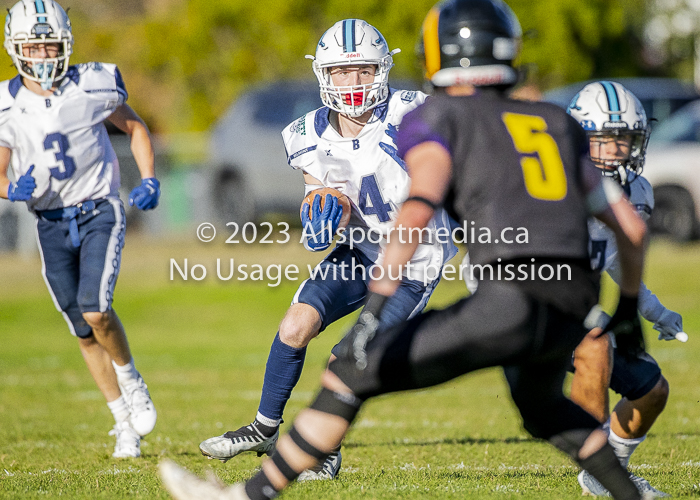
[1, 234, 699, 499]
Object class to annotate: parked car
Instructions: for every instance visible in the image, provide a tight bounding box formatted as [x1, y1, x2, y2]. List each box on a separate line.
[544, 78, 700, 241]
[207, 79, 420, 224]
[643, 99, 700, 241]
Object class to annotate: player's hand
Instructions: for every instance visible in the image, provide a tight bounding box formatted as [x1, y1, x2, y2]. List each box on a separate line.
[653, 308, 684, 341]
[7, 165, 36, 202]
[605, 294, 645, 360]
[129, 178, 160, 210]
[301, 193, 343, 251]
[343, 291, 389, 370]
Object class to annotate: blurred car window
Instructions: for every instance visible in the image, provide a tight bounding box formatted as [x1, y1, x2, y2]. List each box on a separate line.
[650, 100, 700, 144]
[252, 86, 323, 127]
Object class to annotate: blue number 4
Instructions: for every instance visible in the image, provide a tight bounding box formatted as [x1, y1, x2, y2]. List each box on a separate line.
[359, 174, 392, 222]
[45, 132, 76, 180]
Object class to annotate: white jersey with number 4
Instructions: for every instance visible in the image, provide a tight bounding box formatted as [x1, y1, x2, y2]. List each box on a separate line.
[588, 175, 666, 322]
[0, 62, 127, 212]
[282, 89, 457, 283]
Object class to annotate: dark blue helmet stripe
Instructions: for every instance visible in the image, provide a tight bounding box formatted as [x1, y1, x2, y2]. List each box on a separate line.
[343, 19, 356, 53]
[34, 0, 47, 23]
[601, 81, 621, 121]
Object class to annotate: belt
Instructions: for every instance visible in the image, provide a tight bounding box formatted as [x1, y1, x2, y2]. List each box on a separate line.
[37, 200, 97, 248]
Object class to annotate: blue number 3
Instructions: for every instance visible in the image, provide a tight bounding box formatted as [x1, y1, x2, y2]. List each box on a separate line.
[45, 132, 76, 180]
[359, 174, 393, 222]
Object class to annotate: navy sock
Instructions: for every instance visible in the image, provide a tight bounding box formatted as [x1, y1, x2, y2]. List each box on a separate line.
[258, 333, 307, 421]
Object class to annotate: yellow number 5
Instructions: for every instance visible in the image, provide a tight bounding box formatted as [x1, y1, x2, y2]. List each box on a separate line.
[502, 112, 567, 201]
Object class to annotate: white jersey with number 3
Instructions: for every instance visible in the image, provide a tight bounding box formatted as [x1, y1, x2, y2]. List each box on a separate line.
[0, 62, 127, 212]
[282, 89, 457, 282]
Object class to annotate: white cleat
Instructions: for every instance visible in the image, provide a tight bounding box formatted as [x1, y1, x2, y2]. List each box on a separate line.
[578, 470, 611, 497]
[110, 421, 141, 458]
[159, 459, 251, 500]
[297, 450, 342, 481]
[120, 373, 157, 437]
[578, 470, 669, 498]
[199, 424, 278, 462]
[629, 474, 670, 498]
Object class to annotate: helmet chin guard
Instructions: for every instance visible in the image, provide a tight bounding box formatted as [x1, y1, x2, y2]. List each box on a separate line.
[4, 0, 73, 90]
[308, 19, 397, 117]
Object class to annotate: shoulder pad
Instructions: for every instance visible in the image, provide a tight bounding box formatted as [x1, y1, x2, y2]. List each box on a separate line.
[68, 63, 128, 104]
[0, 76, 22, 112]
[282, 109, 320, 169]
[630, 175, 654, 218]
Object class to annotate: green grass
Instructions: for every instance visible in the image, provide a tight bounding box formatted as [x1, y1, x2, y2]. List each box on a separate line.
[1, 237, 699, 499]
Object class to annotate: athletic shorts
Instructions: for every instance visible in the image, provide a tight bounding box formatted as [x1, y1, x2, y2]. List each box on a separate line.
[292, 244, 438, 352]
[609, 349, 662, 401]
[36, 198, 125, 338]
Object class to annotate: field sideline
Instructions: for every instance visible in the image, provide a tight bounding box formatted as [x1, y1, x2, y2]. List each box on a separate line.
[1, 235, 699, 499]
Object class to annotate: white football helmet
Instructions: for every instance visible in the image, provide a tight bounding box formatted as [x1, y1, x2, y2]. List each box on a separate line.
[307, 19, 399, 117]
[4, 0, 73, 90]
[568, 81, 650, 184]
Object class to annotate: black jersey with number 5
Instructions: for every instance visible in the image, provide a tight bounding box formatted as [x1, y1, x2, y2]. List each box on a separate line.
[398, 88, 591, 267]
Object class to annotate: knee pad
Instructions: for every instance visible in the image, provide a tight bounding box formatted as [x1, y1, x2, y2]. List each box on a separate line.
[309, 387, 363, 424]
[548, 428, 593, 460]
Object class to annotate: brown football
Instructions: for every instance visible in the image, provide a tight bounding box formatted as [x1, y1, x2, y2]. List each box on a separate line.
[300, 187, 352, 229]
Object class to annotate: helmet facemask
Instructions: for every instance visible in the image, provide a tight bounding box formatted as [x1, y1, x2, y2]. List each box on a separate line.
[12, 36, 72, 90]
[313, 56, 394, 117]
[587, 129, 649, 185]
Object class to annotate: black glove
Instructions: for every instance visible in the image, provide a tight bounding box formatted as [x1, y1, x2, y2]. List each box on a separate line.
[604, 294, 645, 360]
[344, 292, 389, 370]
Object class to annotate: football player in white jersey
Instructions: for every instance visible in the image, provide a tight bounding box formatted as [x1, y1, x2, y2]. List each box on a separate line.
[199, 19, 456, 480]
[0, 0, 158, 458]
[567, 81, 682, 497]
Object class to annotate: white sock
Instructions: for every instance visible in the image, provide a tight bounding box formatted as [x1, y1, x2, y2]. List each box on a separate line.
[255, 412, 281, 428]
[107, 396, 130, 423]
[608, 429, 646, 469]
[112, 359, 140, 388]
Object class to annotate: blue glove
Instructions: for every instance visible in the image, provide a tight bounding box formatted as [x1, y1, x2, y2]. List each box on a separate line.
[7, 165, 36, 202]
[301, 193, 343, 251]
[129, 177, 160, 210]
[653, 308, 683, 341]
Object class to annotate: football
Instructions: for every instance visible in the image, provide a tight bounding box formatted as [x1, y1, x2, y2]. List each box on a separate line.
[300, 187, 352, 229]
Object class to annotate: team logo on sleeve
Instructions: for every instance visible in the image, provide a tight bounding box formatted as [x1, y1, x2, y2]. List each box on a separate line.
[289, 116, 306, 135]
[400, 91, 417, 104]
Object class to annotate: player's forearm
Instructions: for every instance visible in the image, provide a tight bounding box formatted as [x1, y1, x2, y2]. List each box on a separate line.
[609, 204, 647, 296]
[0, 148, 12, 198]
[129, 125, 156, 179]
[0, 180, 10, 199]
[606, 262, 665, 322]
[370, 202, 433, 296]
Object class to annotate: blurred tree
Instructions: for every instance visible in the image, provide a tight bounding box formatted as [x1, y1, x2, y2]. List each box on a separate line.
[643, 0, 700, 85]
[0, 0, 658, 133]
